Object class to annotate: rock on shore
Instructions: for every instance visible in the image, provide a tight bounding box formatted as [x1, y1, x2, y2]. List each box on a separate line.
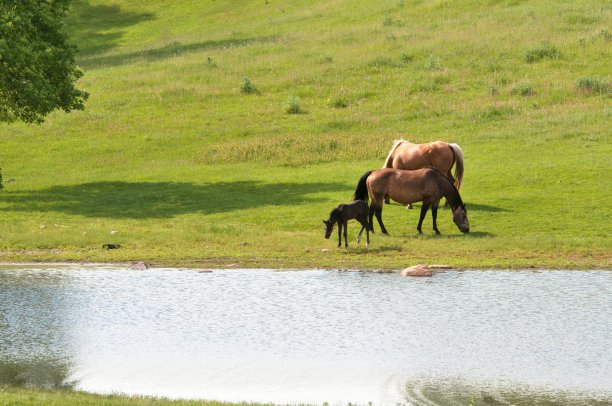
[399, 264, 432, 277]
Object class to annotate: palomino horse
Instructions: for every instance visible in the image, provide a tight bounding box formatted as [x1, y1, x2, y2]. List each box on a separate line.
[323, 200, 370, 247]
[383, 139, 464, 207]
[353, 167, 469, 235]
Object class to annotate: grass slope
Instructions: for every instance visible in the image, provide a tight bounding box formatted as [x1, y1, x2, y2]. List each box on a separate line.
[0, 0, 610, 269]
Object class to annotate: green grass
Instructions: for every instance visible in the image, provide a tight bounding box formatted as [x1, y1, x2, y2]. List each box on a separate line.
[0, 0, 610, 269]
[0, 387, 274, 406]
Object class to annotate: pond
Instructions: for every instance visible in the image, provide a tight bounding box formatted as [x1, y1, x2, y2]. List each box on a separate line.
[1, 265, 611, 405]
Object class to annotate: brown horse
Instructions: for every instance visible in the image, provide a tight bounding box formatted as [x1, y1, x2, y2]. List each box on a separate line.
[383, 140, 464, 207]
[353, 167, 469, 235]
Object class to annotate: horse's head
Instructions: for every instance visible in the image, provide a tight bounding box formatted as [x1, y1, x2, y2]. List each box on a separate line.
[452, 204, 470, 233]
[323, 220, 334, 239]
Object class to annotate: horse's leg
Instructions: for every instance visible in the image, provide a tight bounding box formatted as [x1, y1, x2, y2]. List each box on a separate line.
[444, 170, 455, 207]
[337, 221, 342, 247]
[357, 223, 364, 244]
[361, 217, 370, 246]
[368, 206, 376, 233]
[374, 205, 388, 235]
[432, 201, 441, 234]
[343, 220, 348, 248]
[417, 202, 431, 234]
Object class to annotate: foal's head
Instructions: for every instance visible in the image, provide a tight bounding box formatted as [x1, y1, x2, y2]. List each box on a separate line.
[452, 204, 470, 233]
[323, 208, 340, 239]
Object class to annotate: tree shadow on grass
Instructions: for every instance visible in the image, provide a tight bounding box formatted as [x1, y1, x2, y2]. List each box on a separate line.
[67, 1, 155, 57]
[2, 181, 346, 219]
[78, 36, 278, 69]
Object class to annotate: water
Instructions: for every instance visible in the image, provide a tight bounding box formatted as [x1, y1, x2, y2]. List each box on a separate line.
[1, 265, 611, 405]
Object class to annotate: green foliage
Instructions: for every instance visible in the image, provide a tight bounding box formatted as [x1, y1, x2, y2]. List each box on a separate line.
[511, 81, 534, 96]
[330, 96, 350, 109]
[0, 0, 89, 124]
[206, 56, 217, 68]
[524, 43, 561, 63]
[426, 54, 442, 70]
[240, 76, 258, 94]
[400, 52, 414, 63]
[576, 76, 610, 95]
[285, 96, 303, 114]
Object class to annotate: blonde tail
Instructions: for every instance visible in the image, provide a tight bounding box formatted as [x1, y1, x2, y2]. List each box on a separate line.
[383, 139, 405, 168]
[449, 143, 464, 190]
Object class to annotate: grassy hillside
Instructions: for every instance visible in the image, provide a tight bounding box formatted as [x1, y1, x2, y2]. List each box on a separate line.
[0, 0, 610, 269]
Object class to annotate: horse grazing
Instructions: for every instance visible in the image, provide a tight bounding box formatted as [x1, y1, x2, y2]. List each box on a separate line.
[323, 200, 370, 247]
[353, 167, 469, 235]
[383, 140, 464, 207]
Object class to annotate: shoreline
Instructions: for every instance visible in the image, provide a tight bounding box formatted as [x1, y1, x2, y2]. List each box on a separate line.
[0, 261, 609, 272]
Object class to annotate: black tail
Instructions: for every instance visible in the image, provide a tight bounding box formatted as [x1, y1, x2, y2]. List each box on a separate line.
[352, 170, 373, 203]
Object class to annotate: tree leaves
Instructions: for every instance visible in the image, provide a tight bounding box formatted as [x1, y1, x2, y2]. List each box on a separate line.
[0, 0, 88, 124]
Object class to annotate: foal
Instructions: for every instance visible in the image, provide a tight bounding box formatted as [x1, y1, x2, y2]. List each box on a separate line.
[323, 200, 370, 247]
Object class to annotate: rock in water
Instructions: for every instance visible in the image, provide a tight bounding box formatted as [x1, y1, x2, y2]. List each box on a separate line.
[400, 264, 432, 277]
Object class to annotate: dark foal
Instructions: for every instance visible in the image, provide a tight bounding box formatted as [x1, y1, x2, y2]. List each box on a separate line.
[323, 200, 370, 247]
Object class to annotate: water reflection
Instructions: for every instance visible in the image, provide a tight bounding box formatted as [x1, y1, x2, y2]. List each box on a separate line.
[0, 267, 77, 389]
[1, 266, 611, 405]
[0, 359, 74, 389]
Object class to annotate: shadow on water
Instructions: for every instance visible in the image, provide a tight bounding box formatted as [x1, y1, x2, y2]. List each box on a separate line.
[79, 36, 278, 69]
[1, 181, 347, 219]
[66, 1, 155, 57]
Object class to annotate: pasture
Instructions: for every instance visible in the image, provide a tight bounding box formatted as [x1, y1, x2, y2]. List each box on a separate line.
[0, 0, 610, 269]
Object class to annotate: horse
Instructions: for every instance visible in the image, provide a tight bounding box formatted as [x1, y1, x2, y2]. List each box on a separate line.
[383, 139, 464, 207]
[353, 167, 469, 235]
[323, 200, 371, 247]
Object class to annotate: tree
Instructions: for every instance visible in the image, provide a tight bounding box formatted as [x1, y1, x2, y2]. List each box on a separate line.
[0, 0, 88, 124]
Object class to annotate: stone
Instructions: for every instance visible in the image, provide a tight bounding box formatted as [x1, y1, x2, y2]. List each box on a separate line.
[130, 261, 150, 270]
[400, 264, 432, 277]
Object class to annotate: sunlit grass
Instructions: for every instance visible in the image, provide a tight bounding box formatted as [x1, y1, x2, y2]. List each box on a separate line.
[0, 386, 277, 406]
[0, 0, 610, 269]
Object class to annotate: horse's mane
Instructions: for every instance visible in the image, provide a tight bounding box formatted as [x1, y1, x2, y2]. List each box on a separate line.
[426, 166, 464, 207]
[382, 139, 406, 168]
